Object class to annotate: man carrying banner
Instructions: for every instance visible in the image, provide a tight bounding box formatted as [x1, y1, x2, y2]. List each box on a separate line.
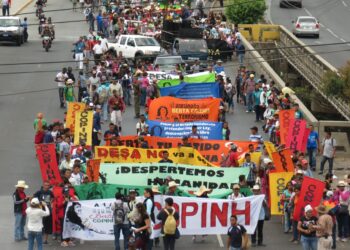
[159, 151, 173, 163]
[111, 193, 131, 250]
[251, 185, 266, 247]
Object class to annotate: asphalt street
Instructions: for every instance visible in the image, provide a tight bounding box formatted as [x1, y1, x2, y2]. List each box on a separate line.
[267, 0, 350, 68]
[0, 0, 348, 249]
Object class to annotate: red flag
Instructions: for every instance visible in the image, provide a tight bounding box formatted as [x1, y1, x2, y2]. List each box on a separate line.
[279, 110, 295, 145]
[293, 176, 325, 221]
[286, 119, 307, 152]
[36, 144, 62, 185]
[300, 128, 311, 153]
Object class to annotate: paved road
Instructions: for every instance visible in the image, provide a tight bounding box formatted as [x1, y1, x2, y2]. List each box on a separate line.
[267, 0, 350, 68]
[0, 0, 349, 249]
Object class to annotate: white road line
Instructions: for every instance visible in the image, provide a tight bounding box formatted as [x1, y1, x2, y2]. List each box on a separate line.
[304, 8, 313, 17]
[216, 234, 224, 248]
[342, 0, 348, 7]
[340, 38, 347, 42]
[320, 23, 325, 28]
[326, 28, 339, 38]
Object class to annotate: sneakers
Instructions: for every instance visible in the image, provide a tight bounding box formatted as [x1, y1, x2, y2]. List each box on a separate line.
[192, 236, 196, 242]
[258, 243, 266, 247]
[68, 241, 76, 246]
[341, 238, 347, 242]
[246, 110, 249, 113]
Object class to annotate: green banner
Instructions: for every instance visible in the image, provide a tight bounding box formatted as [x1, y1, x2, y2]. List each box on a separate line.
[99, 163, 249, 197]
[74, 183, 253, 200]
[157, 72, 216, 88]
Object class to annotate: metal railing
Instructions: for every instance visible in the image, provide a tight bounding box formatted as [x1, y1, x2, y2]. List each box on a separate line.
[277, 26, 350, 121]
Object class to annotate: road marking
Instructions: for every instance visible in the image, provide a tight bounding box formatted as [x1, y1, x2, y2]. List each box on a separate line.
[314, 41, 321, 44]
[340, 38, 347, 42]
[342, 0, 348, 7]
[319, 23, 325, 28]
[216, 234, 224, 248]
[326, 28, 339, 38]
[304, 8, 313, 17]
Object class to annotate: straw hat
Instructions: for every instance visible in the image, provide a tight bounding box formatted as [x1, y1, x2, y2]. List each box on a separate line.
[152, 186, 161, 194]
[15, 180, 28, 189]
[252, 185, 260, 191]
[168, 181, 179, 188]
[194, 185, 212, 196]
[233, 184, 240, 190]
[316, 204, 329, 214]
[337, 180, 346, 187]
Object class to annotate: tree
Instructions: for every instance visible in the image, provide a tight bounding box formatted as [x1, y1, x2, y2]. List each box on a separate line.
[225, 0, 267, 24]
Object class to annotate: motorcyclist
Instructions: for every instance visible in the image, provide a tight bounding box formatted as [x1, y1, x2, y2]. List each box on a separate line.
[47, 17, 55, 39]
[35, 0, 45, 17]
[38, 14, 46, 34]
[41, 25, 53, 40]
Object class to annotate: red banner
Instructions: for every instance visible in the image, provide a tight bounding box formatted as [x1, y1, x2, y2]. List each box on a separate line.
[36, 144, 62, 186]
[279, 110, 295, 145]
[271, 149, 294, 172]
[300, 128, 310, 153]
[86, 159, 101, 182]
[293, 176, 325, 221]
[286, 119, 307, 152]
[110, 136, 257, 166]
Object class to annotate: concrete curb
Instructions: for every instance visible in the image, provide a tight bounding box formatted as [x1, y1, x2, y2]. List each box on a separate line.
[14, 0, 35, 15]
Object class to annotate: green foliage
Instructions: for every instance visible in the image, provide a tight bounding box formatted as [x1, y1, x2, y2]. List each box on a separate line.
[293, 86, 312, 109]
[225, 0, 267, 24]
[322, 61, 350, 102]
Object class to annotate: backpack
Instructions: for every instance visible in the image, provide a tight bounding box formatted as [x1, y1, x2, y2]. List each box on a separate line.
[163, 209, 177, 235]
[113, 202, 126, 225]
[99, 87, 108, 104]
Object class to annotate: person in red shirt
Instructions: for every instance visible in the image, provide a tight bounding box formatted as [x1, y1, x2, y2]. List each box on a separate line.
[221, 143, 239, 167]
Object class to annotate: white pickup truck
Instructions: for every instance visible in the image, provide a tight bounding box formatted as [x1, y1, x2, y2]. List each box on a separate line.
[107, 34, 162, 61]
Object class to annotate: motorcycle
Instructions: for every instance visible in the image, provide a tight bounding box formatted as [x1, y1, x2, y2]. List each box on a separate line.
[42, 36, 51, 52]
[36, 5, 44, 17]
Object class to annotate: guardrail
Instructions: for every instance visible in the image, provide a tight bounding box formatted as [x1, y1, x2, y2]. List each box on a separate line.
[277, 26, 350, 121]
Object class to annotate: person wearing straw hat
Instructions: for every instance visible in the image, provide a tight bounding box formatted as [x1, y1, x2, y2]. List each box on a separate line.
[251, 185, 266, 247]
[165, 181, 179, 196]
[314, 205, 333, 250]
[13, 180, 30, 241]
[228, 184, 244, 200]
[194, 185, 212, 198]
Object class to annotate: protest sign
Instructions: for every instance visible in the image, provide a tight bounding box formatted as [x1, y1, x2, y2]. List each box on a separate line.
[279, 110, 295, 145]
[269, 172, 294, 215]
[301, 128, 310, 153]
[99, 163, 249, 196]
[286, 119, 307, 152]
[52, 186, 75, 234]
[146, 71, 177, 81]
[113, 135, 257, 166]
[86, 159, 101, 182]
[159, 82, 220, 99]
[63, 195, 265, 240]
[73, 183, 253, 200]
[264, 141, 277, 159]
[157, 71, 216, 88]
[36, 144, 62, 186]
[293, 176, 325, 221]
[147, 120, 222, 140]
[271, 149, 294, 172]
[65, 102, 86, 133]
[74, 111, 93, 146]
[148, 96, 220, 122]
[95, 146, 215, 166]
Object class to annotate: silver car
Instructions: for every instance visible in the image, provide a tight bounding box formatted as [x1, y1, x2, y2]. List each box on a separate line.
[280, 0, 302, 8]
[292, 16, 320, 38]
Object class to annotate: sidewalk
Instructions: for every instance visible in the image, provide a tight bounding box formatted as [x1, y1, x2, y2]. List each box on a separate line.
[11, 0, 34, 15]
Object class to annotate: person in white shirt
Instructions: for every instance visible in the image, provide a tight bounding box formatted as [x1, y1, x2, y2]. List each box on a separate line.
[228, 184, 244, 200]
[93, 40, 103, 65]
[319, 131, 336, 175]
[26, 198, 50, 250]
[99, 35, 109, 52]
[69, 165, 84, 186]
[2, 0, 10, 16]
[59, 153, 73, 171]
[109, 80, 123, 98]
[55, 68, 68, 108]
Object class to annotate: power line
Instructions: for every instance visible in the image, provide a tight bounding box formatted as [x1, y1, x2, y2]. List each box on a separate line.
[0, 46, 348, 77]
[0, 40, 349, 67]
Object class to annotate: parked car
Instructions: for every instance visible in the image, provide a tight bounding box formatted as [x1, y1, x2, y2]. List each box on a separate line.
[280, 0, 302, 8]
[292, 16, 320, 38]
[154, 55, 185, 72]
[108, 35, 162, 62]
[0, 16, 24, 46]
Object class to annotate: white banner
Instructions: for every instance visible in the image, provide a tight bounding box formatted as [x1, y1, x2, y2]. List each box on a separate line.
[63, 195, 265, 240]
